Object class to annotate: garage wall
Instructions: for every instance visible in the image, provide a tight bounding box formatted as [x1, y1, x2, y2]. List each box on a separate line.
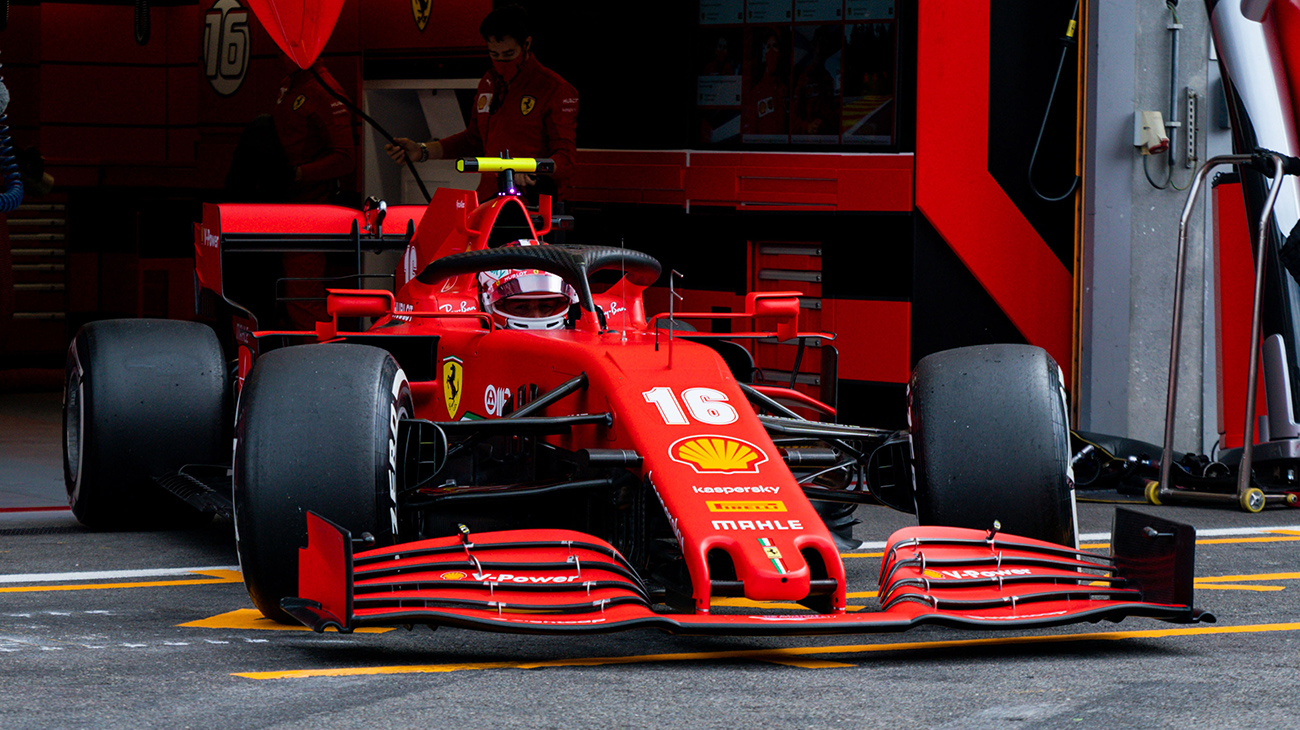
[1081, 0, 1219, 453]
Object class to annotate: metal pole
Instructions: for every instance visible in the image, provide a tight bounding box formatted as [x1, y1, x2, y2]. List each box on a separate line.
[1167, 21, 1181, 167]
[1159, 154, 1253, 495]
[1237, 155, 1287, 499]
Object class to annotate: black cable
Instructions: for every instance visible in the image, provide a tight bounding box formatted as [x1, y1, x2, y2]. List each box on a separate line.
[0, 63, 22, 212]
[307, 65, 432, 203]
[1027, 0, 1082, 203]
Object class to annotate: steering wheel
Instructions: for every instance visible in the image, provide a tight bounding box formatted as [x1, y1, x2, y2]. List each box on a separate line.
[415, 245, 662, 322]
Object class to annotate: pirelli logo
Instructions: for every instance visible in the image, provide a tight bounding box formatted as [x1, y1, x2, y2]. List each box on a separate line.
[706, 500, 786, 513]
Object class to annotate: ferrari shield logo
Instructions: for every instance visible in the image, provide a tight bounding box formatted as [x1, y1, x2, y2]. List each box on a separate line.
[520, 96, 536, 116]
[292, 94, 306, 110]
[412, 0, 431, 31]
[443, 356, 464, 418]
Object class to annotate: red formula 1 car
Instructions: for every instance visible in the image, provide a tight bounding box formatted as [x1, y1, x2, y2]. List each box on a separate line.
[63, 158, 1211, 636]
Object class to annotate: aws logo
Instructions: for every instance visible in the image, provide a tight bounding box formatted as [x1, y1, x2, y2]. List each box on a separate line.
[669, 435, 768, 474]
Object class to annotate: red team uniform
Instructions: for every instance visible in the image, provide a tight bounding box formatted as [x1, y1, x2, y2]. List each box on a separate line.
[440, 55, 579, 200]
[272, 63, 355, 327]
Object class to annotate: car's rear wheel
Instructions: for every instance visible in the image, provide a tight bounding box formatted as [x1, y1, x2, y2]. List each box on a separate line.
[63, 319, 227, 529]
[908, 344, 1077, 547]
[234, 344, 412, 623]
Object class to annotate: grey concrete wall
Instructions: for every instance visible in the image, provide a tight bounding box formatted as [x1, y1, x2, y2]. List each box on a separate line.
[1081, 0, 1217, 454]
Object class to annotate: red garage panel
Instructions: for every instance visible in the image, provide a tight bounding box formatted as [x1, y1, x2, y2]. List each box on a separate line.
[832, 299, 911, 384]
[42, 126, 167, 165]
[915, 1, 1073, 385]
[568, 151, 689, 206]
[359, 0, 488, 54]
[685, 152, 913, 212]
[1214, 180, 1267, 449]
[39, 4, 166, 64]
[569, 151, 913, 212]
[40, 65, 169, 126]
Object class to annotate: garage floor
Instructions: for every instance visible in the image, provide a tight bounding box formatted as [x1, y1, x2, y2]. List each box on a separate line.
[3, 392, 1300, 729]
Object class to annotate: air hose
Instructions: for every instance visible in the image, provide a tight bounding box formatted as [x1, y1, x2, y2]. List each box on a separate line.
[0, 63, 24, 213]
[1027, 0, 1082, 203]
[307, 65, 433, 203]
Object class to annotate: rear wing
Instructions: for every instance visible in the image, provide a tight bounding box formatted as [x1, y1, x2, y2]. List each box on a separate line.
[194, 202, 424, 315]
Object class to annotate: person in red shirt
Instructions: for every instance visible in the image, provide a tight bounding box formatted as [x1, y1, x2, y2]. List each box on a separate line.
[385, 5, 578, 202]
[275, 60, 355, 328]
[274, 60, 355, 203]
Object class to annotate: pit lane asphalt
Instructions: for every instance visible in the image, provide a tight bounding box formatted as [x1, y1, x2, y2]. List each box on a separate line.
[3, 391, 1299, 730]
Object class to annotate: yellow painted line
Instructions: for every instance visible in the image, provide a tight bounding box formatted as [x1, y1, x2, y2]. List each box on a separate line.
[1196, 584, 1285, 592]
[710, 598, 806, 610]
[179, 608, 393, 633]
[1192, 571, 1300, 592]
[0, 569, 244, 594]
[233, 621, 1300, 680]
[1198, 536, 1300, 545]
[762, 658, 856, 669]
[847, 532, 1300, 558]
[1197, 572, 1300, 583]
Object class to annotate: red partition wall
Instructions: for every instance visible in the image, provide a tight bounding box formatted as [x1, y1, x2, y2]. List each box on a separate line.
[913, 1, 1073, 386]
[1214, 179, 1267, 449]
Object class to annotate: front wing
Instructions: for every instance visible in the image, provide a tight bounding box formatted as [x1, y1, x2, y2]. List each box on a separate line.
[282, 508, 1212, 636]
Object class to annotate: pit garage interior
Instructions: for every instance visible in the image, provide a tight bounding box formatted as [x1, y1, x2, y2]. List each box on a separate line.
[0, 0, 1264, 455]
[3, 1, 1300, 725]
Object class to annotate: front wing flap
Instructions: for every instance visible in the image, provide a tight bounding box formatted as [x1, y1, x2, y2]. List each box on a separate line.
[282, 508, 1211, 636]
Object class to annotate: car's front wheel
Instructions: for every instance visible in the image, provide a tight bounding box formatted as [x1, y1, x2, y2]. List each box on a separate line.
[233, 344, 412, 624]
[908, 344, 1077, 547]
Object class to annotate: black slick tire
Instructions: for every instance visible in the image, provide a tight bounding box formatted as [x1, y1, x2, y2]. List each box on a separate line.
[908, 344, 1077, 547]
[233, 344, 412, 624]
[63, 319, 228, 529]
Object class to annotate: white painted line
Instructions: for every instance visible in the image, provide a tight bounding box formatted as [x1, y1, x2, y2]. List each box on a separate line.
[857, 524, 1300, 551]
[1080, 524, 1300, 541]
[0, 566, 240, 584]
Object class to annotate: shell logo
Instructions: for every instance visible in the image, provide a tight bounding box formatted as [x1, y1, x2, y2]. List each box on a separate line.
[440, 571, 468, 581]
[669, 435, 769, 474]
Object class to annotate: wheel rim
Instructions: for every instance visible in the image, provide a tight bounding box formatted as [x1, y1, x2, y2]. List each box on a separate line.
[1242, 488, 1265, 513]
[63, 366, 84, 499]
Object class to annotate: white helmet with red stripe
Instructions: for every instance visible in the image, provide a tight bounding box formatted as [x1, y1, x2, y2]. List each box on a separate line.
[477, 241, 577, 330]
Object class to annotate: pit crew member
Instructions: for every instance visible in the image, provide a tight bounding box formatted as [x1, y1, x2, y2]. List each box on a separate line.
[385, 4, 578, 201]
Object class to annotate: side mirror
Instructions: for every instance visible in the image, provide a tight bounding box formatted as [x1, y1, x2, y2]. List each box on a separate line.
[747, 291, 801, 342]
[326, 289, 394, 319]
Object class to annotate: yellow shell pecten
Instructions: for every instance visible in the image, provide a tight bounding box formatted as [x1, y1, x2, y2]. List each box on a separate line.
[672, 436, 766, 473]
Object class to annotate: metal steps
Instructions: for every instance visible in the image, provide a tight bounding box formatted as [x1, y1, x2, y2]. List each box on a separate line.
[5, 198, 69, 364]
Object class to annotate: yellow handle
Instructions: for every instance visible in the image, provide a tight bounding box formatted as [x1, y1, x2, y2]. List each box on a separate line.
[456, 157, 555, 174]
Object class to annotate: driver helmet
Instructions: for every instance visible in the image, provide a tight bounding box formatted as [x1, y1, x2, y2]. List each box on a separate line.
[478, 247, 577, 330]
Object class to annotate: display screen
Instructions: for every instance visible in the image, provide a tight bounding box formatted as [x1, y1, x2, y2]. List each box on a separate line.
[695, 0, 897, 149]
